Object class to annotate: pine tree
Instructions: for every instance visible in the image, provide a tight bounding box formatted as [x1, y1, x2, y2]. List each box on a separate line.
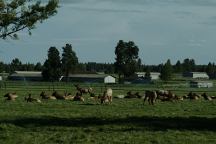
[145, 68, 151, 80]
[61, 44, 78, 81]
[42, 47, 61, 81]
[160, 59, 173, 81]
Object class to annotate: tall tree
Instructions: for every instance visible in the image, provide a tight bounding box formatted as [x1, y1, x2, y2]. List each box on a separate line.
[61, 44, 78, 81]
[182, 58, 196, 72]
[160, 59, 173, 81]
[114, 40, 125, 82]
[0, 0, 59, 39]
[145, 68, 151, 80]
[0, 61, 4, 72]
[174, 60, 183, 73]
[34, 62, 42, 71]
[42, 46, 61, 81]
[114, 40, 139, 82]
[206, 62, 216, 75]
[10, 58, 22, 73]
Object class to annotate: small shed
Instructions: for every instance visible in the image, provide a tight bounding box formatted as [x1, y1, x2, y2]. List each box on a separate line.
[104, 75, 116, 84]
[190, 81, 213, 88]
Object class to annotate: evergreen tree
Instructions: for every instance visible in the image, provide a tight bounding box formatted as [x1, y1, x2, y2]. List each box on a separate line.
[61, 44, 78, 81]
[174, 60, 183, 73]
[182, 58, 196, 72]
[206, 62, 215, 75]
[34, 62, 42, 71]
[0, 61, 4, 72]
[10, 58, 22, 73]
[0, 0, 59, 39]
[145, 68, 151, 80]
[42, 47, 61, 81]
[160, 59, 173, 81]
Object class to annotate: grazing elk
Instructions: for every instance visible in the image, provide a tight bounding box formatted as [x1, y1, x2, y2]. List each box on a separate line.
[105, 88, 113, 104]
[74, 84, 93, 95]
[4, 92, 18, 101]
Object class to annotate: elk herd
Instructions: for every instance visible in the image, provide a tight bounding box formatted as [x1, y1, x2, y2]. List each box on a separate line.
[3, 85, 216, 105]
[3, 84, 113, 104]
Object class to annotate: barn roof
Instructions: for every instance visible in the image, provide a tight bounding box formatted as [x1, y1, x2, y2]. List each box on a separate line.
[10, 71, 42, 77]
[68, 74, 115, 78]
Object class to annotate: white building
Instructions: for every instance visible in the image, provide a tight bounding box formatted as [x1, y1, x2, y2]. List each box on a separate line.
[135, 72, 160, 80]
[104, 75, 116, 84]
[190, 81, 213, 88]
[183, 72, 209, 79]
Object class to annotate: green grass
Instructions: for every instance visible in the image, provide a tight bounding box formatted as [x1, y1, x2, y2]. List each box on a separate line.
[0, 81, 216, 143]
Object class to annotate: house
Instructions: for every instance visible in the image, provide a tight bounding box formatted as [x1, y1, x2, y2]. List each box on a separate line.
[8, 71, 42, 81]
[61, 74, 116, 83]
[190, 81, 213, 88]
[183, 72, 209, 79]
[135, 72, 160, 80]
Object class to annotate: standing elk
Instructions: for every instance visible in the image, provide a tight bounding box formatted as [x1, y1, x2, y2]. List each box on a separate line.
[144, 90, 157, 105]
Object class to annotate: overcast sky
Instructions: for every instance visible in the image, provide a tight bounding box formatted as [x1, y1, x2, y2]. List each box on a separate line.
[1, 0, 216, 65]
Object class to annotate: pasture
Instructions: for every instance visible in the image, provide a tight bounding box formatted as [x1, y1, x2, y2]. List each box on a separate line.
[0, 81, 216, 143]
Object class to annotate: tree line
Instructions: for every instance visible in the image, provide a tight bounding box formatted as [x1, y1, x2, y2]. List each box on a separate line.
[1, 41, 216, 82]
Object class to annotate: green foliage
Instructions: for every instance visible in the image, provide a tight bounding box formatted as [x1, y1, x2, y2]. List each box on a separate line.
[61, 44, 78, 78]
[160, 59, 173, 81]
[42, 46, 61, 81]
[0, 0, 59, 39]
[114, 40, 140, 81]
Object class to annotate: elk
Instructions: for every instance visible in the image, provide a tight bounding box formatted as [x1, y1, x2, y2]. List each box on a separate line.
[144, 90, 157, 105]
[4, 92, 18, 101]
[73, 92, 84, 102]
[201, 93, 212, 101]
[25, 94, 41, 103]
[52, 91, 66, 100]
[74, 84, 92, 95]
[187, 92, 200, 100]
[40, 91, 56, 100]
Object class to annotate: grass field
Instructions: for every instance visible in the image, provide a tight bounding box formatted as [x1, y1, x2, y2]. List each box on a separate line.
[0, 81, 216, 144]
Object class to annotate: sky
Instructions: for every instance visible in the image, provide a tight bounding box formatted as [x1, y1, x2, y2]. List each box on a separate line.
[1, 0, 216, 65]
